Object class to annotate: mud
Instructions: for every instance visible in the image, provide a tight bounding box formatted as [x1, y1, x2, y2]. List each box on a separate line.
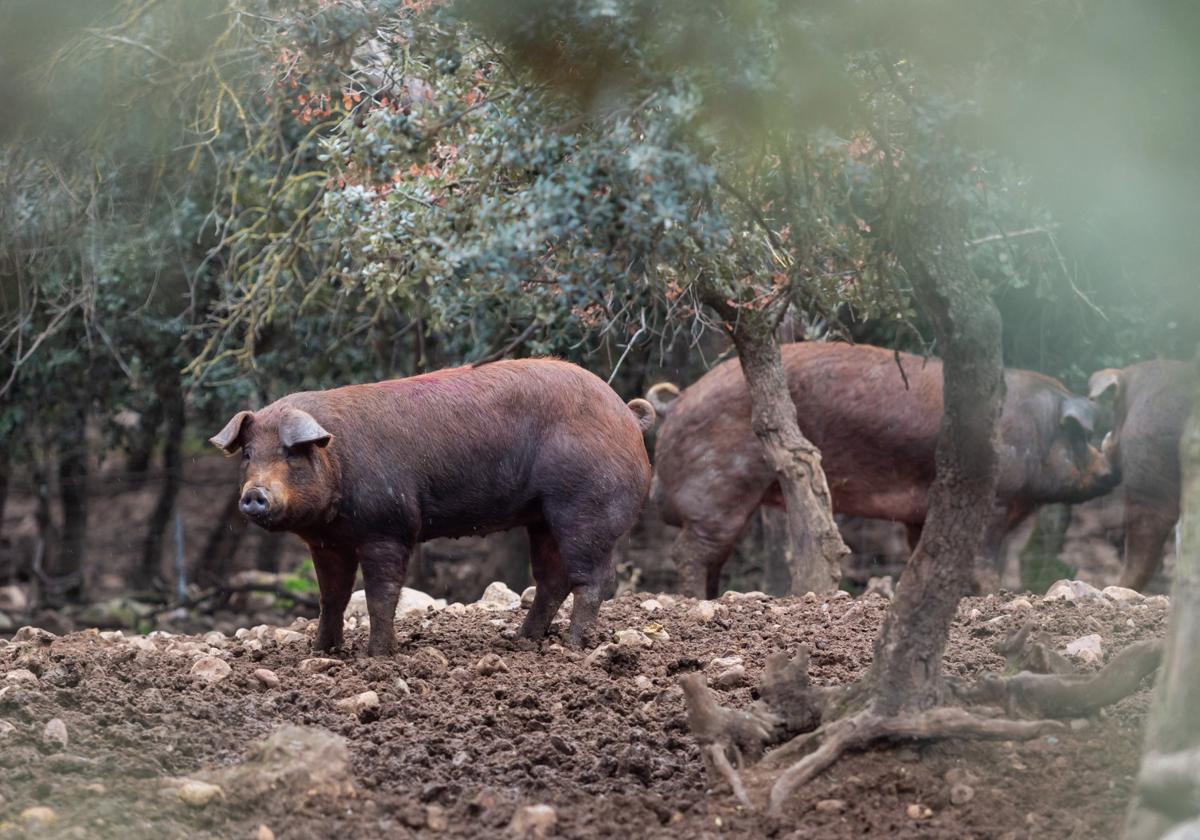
[0, 590, 1165, 838]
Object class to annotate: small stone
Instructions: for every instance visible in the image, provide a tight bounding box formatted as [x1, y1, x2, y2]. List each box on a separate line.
[614, 629, 652, 648]
[299, 658, 341, 674]
[202, 631, 227, 647]
[688, 601, 719, 622]
[641, 623, 670, 644]
[944, 767, 978, 786]
[722, 590, 770, 602]
[713, 666, 749, 689]
[396, 587, 446, 616]
[585, 643, 615, 668]
[633, 675, 654, 691]
[394, 677, 412, 695]
[272, 629, 307, 645]
[335, 690, 380, 720]
[862, 576, 895, 599]
[1147, 595, 1170, 610]
[42, 717, 68, 749]
[253, 668, 280, 689]
[640, 598, 663, 613]
[12, 626, 56, 644]
[967, 608, 982, 621]
[177, 779, 224, 807]
[190, 656, 232, 684]
[83, 783, 106, 795]
[5, 669, 38, 684]
[256, 826, 275, 840]
[906, 803, 933, 820]
[426, 804, 449, 831]
[708, 655, 744, 671]
[1069, 718, 1091, 731]
[1102, 586, 1144, 604]
[508, 803, 557, 838]
[0, 721, 16, 737]
[1004, 597, 1034, 612]
[520, 586, 537, 609]
[1064, 634, 1104, 664]
[815, 799, 847, 813]
[950, 783, 975, 805]
[1044, 579, 1103, 602]
[475, 582, 522, 612]
[474, 654, 509, 676]
[20, 806, 58, 831]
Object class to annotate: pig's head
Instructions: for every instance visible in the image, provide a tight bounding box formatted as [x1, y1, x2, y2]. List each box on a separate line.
[209, 406, 340, 531]
[1028, 394, 1121, 503]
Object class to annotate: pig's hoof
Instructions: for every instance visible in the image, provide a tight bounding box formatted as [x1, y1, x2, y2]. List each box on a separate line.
[312, 639, 344, 654]
[366, 639, 397, 658]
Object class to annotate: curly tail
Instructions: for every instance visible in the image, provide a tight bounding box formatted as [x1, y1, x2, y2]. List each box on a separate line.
[645, 382, 680, 418]
[626, 398, 656, 433]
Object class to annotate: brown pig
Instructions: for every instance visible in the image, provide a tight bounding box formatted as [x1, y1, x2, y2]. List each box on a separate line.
[210, 359, 655, 654]
[1088, 359, 1195, 590]
[649, 342, 1119, 598]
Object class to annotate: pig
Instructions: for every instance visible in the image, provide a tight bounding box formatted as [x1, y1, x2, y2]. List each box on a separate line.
[210, 359, 655, 655]
[1088, 359, 1195, 590]
[648, 342, 1119, 598]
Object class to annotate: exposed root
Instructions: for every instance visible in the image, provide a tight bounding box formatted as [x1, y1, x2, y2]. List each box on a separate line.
[764, 706, 1062, 817]
[707, 744, 753, 810]
[679, 672, 778, 762]
[952, 639, 1163, 718]
[994, 620, 1076, 675]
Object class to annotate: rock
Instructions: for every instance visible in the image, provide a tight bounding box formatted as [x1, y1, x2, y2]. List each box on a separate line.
[475, 654, 509, 676]
[426, 804, 449, 832]
[1004, 597, 1034, 612]
[1070, 718, 1091, 731]
[20, 806, 58, 831]
[688, 601, 720, 622]
[207, 725, 353, 800]
[633, 675, 654, 691]
[950, 783, 975, 805]
[127, 636, 157, 653]
[12, 626, 56, 644]
[967, 608, 982, 621]
[641, 622, 670, 644]
[520, 586, 537, 609]
[862, 576, 895, 599]
[475, 582, 522, 612]
[722, 590, 769, 602]
[299, 658, 342, 674]
[177, 779, 224, 807]
[640, 598, 663, 613]
[397, 587, 447, 616]
[256, 826, 275, 840]
[815, 799, 847, 813]
[243, 639, 264, 654]
[190, 656, 232, 684]
[253, 668, 280, 689]
[445, 602, 470, 615]
[1147, 595, 1171, 610]
[944, 767, 978, 786]
[585, 643, 615, 668]
[395, 677, 412, 695]
[5, 669, 38, 683]
[508, 803, 557, 838]
[713, 666, 748, 689]
[335, 690, 380, 720]
[614, 629, 652, 648]
[708, 655, 744, 671]
[0, 584, 28, 613]
[42, 717, 68, 750]
[1103, 586, 1144, 604]
[272, 628, 307, 645]
[1064, 634, 1104, 664]
[1044, 579, 1103, 602]
[906, 803, 933, 820]
[0, 721, 16, 737]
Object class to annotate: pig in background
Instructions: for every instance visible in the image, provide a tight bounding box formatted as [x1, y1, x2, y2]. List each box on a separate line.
[211, 359, 655, 655]
[648, 342, 1119, 598]
[1088, 359, 1195, 590]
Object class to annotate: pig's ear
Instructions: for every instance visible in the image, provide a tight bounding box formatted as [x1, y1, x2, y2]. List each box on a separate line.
[209, 411, 253, 454]
[279, 408, 333, 449]
[1088, 369, 1122, 401]
[1060, 398, 1095, 437]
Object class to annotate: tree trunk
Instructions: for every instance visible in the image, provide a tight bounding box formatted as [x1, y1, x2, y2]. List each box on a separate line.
[197, 492, 247, 587]
[125, 396, 164, 490]
[868, 202, 1005, 716]
[0, 448, 10, 542]
[694, 293, 847, 595]
[49, 402, 89, 604]
[137, 378, 185, 591]
[1125, 356, 1200, 840]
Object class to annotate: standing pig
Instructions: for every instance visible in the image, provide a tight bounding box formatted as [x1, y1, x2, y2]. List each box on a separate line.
[210, 359, 655, 654]
[649, 342, 1119, 598]
[1088, 360, 1195, 590]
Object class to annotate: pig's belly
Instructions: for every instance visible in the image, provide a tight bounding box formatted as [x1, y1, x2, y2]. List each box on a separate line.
[761, 476, 927, 524]
[415, 496, 543, 542]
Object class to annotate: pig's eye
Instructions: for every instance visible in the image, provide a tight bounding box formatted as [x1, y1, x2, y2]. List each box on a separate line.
[242, 447, 251, 461]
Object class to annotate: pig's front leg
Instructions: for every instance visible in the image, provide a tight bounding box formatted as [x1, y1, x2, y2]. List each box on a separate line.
[357, 541, 410, 657]
[310, 546, 359, 652]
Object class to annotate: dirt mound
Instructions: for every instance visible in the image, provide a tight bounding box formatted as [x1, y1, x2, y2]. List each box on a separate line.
[0, 589, 1166, 838]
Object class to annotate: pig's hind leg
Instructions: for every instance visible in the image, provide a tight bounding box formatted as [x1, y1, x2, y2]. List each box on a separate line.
[358, 541, 411, 657]
[518, 524, 571, 640]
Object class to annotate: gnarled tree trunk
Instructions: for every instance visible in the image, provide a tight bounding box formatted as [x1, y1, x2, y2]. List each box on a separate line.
[696, 288, 848, 595]
[137, 377, 185, 591]
[48, 402, 89, 604]
[868, 200, 1005, 715]
[1125, 356, 1200, 840]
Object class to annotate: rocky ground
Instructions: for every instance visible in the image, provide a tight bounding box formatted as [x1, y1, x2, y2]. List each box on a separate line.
[0, 581, 1168, 839]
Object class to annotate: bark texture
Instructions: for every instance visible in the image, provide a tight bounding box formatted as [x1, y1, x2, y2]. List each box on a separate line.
[1126, 357, 1200, 840]
[137, 378, 185, 590]
[48, 402, 88, 604]
[868, 202, 1005, 716]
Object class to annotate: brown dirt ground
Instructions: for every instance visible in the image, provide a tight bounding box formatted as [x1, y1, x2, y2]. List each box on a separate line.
[0, 589, 1165, 839]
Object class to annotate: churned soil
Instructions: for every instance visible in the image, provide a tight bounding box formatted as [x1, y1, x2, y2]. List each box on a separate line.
[0, 589, 1166, 839]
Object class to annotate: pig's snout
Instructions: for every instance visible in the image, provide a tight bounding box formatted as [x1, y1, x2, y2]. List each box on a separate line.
[1090, 446, 1121, 492]
[239, 486, 272, 520]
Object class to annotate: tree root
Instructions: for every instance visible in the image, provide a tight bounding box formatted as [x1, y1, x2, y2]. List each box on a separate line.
[681, 640, 1163, 817]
